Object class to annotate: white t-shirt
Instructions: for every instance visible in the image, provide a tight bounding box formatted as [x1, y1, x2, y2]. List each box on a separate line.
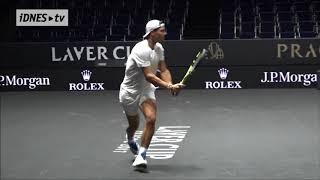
[120, 39, 165, 94]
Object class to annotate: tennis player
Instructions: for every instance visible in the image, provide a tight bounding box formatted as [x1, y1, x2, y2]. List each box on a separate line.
[119, 19, 185, 169]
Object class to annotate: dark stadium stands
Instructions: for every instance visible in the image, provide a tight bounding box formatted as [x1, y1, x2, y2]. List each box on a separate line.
[8, 0, 320, 41]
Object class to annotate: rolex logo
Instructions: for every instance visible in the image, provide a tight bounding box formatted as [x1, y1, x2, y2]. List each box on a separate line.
[81, 70, 92, 81]
[218, 68, 229, 80]
[208, 42, 224, 60]
[69, 70, 104, 91]
[205, 68, 242, 89]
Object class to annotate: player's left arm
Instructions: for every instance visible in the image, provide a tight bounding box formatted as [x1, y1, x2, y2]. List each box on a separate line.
[158, 60, 172, 85]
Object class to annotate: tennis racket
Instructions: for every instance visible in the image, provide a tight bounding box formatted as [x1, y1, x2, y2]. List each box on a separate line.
[180, 48, 208, 85]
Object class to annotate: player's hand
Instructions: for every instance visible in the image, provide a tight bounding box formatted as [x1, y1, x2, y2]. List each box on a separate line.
[169, 83, 186, 96]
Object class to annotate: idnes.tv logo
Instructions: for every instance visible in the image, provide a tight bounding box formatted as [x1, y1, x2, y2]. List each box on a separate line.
[16, 9, 68, 26]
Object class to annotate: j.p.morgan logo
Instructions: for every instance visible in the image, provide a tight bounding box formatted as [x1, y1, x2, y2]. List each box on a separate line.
[0, 75, 50, 89]
[69, 70, 104, 91]
[113, 126, 190, 159]
[207, 42, 224, 60]
[51, 46, 131, 62]
[261, 72, 317, 86]
[205, 68, 242, 89]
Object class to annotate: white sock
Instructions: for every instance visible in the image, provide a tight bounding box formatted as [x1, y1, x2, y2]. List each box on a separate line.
[139, 147, 147, 155]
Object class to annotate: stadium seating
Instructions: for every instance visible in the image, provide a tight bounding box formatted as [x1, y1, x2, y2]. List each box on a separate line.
[13, 0, 320, 42]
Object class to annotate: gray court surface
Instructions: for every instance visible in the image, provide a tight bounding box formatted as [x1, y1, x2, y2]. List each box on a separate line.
[1, 89, 319, 180]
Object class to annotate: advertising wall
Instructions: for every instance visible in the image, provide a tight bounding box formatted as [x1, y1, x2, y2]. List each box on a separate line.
[0, 39, 319, 91]
[0, 66, 318, 91]
[1, 39, 319, 68]
[0, 68, 123, 91]
[171, 66, 318, 89]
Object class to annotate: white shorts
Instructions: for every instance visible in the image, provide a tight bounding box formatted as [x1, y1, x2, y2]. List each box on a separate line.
[119, 86, 156, 116]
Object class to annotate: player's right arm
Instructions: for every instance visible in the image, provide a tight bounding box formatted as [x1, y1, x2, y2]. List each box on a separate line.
[143, 67, 184, 92]
[143, 66, 172, 89]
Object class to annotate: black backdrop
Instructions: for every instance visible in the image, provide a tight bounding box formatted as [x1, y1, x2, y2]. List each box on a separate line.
[0, 39, 319, 91]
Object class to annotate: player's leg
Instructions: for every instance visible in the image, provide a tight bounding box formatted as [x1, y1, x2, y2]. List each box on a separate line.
[119, 89, 140, 155]
[125, 113, 139, 141]
[125, 113, 140, 155]
[132, 98, 157, 168]
[139, 99, 157, 149]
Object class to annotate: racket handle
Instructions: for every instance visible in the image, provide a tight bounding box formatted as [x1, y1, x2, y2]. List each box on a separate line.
[180, 74, 189, 85]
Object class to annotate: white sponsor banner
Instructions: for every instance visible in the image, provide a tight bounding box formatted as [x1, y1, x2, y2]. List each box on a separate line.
[51, 46, 131, 62]
[0, 75, 50, 89]
[260, 72, 317, 87]
[16, 9, 68, 26]
[69, 70, 105, 91]
[205, 68, 243, 89]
